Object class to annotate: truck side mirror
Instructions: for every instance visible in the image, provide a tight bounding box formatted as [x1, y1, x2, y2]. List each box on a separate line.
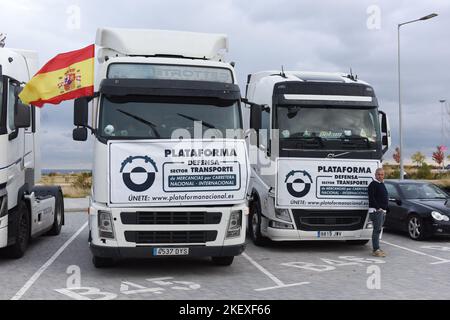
[14, 101, 31, 128]
[73, 127, 88, 141]
[379, 111, 391, 154]
[250, 104, 262, 132]
[74, 97, 89, 127]
[14, 86, 31, 128]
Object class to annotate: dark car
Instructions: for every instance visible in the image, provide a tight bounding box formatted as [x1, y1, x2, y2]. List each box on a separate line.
[384, 180, 450, 240]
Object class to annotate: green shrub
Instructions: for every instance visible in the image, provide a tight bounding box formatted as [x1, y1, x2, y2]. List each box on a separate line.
[416, 163, 433, 179]
[72, 172, 92, 190]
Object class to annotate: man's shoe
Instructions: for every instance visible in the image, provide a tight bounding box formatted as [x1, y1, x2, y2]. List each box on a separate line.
[372, 249, 386, 257]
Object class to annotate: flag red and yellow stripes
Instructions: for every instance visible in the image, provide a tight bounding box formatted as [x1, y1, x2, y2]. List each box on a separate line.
[19, 44, 95, 107]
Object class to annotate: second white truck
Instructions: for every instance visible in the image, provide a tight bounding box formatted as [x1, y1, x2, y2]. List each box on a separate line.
[245, 70, 391, 245]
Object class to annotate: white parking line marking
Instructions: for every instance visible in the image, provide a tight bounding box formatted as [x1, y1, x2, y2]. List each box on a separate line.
[381, 240, 450, 264]
[242, 253, 309, 291]
[11, 222, 88, 300]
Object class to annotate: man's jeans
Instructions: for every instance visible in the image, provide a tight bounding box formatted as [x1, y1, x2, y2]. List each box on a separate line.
[369, 210, 386, 251]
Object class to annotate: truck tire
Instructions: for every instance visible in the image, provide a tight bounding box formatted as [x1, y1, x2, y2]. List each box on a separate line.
[92, 256, 116, 268]
[47, 190, 64, 236]
[346, 240, 370, 245]
[5, 200, 30, 259]
[211, 256, 234, 266]
[249, 200, 270, 247]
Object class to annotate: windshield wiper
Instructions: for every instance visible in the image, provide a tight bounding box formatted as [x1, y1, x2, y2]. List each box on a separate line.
[116, 109, 161, 138]
[285, 134, 325, 148]
[338, 136, 372, 149]
[176, 113, 216, 129]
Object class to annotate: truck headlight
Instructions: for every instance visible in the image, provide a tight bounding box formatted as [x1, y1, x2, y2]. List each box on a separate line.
[98, 211, 115, 239]
[275, 208, 292, 222]
[0, 195, 7, 218]
[226, 210, 242, 238]
[269, 220, 294, 229]
[431, 211, 450, 222]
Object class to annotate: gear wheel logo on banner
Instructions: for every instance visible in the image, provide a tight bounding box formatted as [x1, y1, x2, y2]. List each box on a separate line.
[120, 156, 158, 192]
[284, 170, 313, 198]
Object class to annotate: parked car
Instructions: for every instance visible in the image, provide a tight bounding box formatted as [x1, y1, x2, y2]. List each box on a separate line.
[384, 180, 450, 240]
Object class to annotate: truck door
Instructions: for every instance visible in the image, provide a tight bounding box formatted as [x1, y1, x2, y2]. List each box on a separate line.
[5, 78, 26, 210]
[255, 107, 272, 175]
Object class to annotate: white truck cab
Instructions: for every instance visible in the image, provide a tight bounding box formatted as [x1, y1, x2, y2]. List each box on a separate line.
[73, 28, 249, 267]
[245, 71, 391, 245]
[0, 40, 64, 258]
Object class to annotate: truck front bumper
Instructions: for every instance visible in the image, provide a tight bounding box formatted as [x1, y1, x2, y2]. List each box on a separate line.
[265, 226, 373, 241]
[90, 243, 246, 259]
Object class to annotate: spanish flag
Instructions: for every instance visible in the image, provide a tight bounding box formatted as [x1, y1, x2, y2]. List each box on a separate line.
[19, 44, 95, 107]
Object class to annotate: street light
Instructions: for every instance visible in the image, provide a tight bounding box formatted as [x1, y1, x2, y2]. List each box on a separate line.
[398, 13, 438, 180]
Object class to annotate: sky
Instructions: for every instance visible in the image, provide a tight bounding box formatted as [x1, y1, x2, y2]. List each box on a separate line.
[1, 0, 449, 169]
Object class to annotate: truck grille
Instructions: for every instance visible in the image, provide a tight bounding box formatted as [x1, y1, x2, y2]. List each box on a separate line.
[292, 210, 366, 231]
[124, 231, 218, 244]
[121, 211, 222, 225]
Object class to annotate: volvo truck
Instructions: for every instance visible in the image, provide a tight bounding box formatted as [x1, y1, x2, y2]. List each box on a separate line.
[73, 28, 249, 267]
[245, 71, 391, 245]
[0, 40, 64, 258]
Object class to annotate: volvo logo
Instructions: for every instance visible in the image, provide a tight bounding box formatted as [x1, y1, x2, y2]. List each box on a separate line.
[120, 156, 158, 192]
[285, 170, 313, 198]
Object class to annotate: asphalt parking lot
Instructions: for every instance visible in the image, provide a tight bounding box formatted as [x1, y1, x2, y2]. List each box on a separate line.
[1, 208, 450, 300]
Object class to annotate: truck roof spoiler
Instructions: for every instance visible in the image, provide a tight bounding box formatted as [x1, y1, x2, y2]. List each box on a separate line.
[95, 28, 229, 62]
[99, 78, 240, 100]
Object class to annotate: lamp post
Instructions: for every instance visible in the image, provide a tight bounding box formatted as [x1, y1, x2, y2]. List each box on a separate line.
[398, 13, 438, 180]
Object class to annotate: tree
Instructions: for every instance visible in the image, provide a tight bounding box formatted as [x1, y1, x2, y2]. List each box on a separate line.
[432, 145, 446, 169]
[393, 147, 401, 164]
[411, 152, 426, 168]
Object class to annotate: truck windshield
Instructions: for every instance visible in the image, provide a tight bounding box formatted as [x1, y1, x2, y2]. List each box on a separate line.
[99, 95, 242, 140]
[276, 106, 381, 147]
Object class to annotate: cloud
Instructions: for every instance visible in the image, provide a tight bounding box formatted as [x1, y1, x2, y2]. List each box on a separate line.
[1, 0, 449, 168]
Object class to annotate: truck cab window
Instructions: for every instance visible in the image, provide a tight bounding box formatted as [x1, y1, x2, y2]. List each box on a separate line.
[259, 109, 270, 149]
[0, 77, 3, 130]
[7, 81, 16, 132]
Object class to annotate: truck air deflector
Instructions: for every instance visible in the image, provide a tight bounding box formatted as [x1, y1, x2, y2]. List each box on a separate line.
[99, 79, 241, 100]
[274, 81, 378, 108]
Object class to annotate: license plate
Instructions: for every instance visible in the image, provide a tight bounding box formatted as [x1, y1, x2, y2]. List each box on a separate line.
[317, 231, 343, 238]
[153, 248, 189, 256]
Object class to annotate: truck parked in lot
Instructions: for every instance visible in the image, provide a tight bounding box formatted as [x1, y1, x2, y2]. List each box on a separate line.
[244, 71, 391, 245]
[0, 42, 64, 258]
[73, 28, 249, 267]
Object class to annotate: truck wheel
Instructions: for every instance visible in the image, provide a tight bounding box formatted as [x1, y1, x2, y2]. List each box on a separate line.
[346, 240, 370, 245]
[249, 201, 269, 246]
[92, 256, 116, 268]
[47, 190, 64, 236]
[5, 201, 30, 259]
[211, 256, 234, 266]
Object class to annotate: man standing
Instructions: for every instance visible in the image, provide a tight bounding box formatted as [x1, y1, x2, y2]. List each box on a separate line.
[368, 168, 388, 257]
